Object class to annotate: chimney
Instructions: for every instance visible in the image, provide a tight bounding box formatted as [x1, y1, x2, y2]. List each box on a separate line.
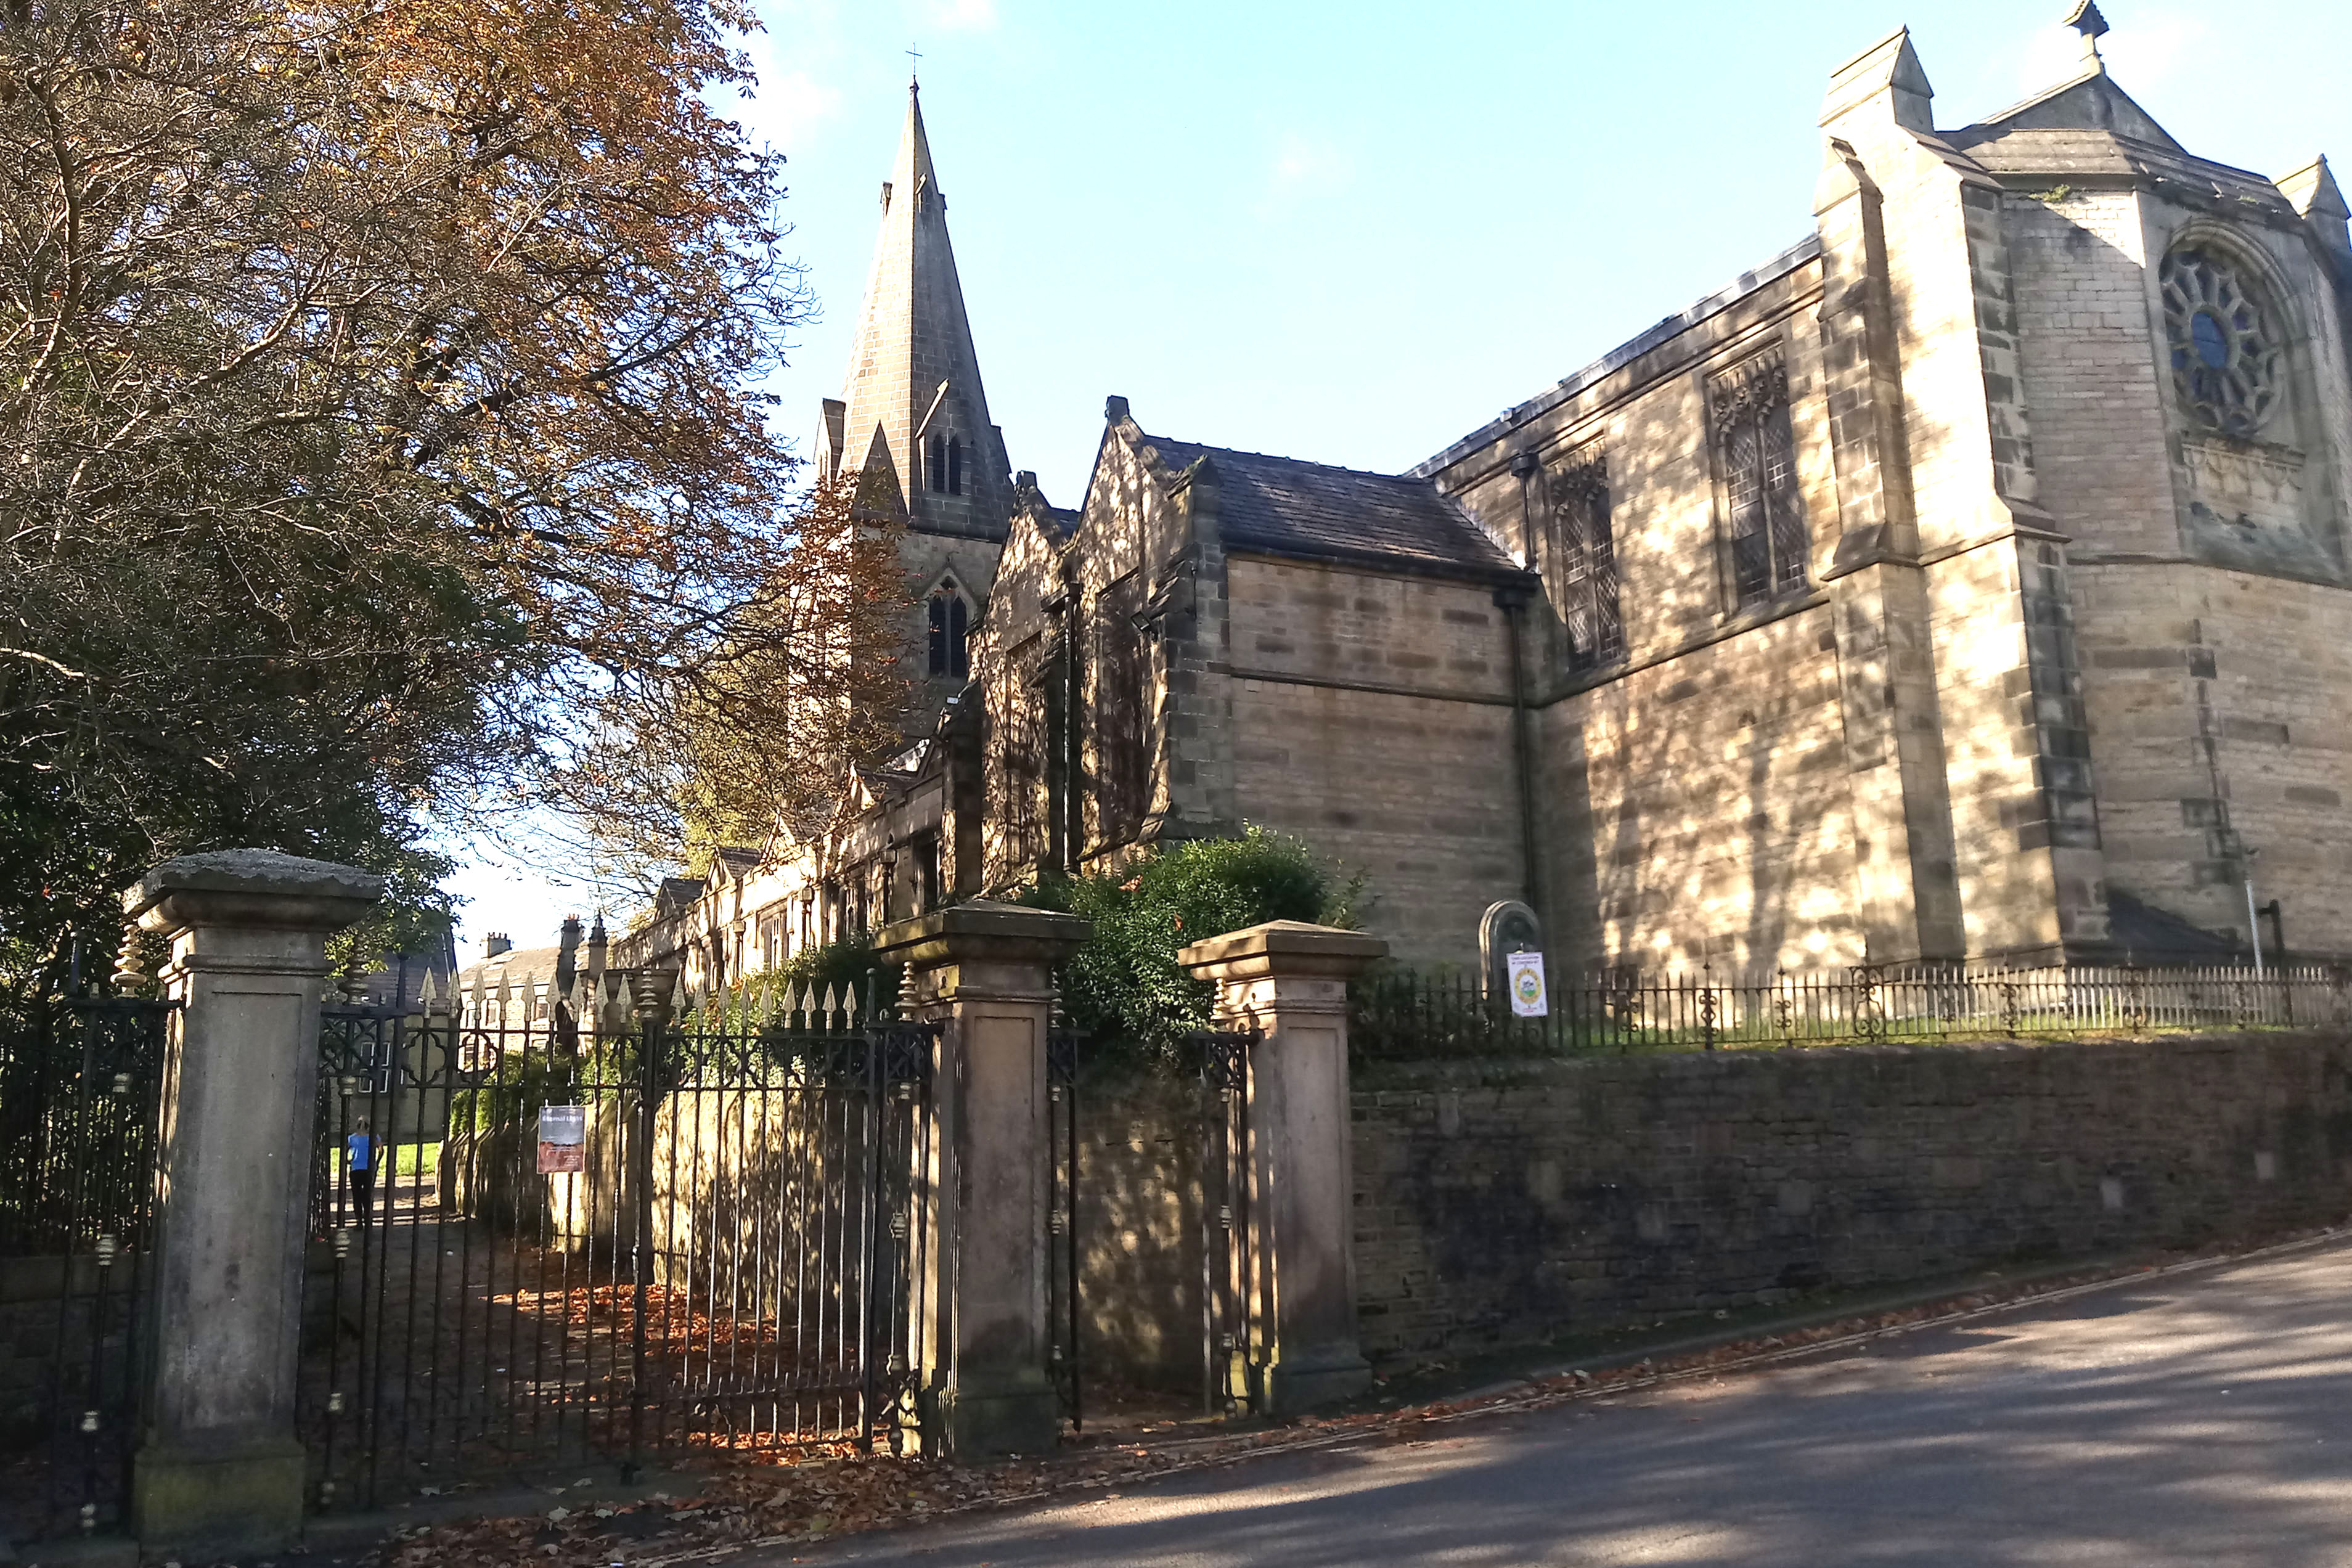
[483, 932, 512, 958]
[555, 914, 583, 995]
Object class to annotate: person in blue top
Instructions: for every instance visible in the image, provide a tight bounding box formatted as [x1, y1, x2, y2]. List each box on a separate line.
[346, 1117, 381, 1222]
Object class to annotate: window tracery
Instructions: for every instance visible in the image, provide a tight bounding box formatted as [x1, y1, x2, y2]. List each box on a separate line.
[2160, 247, 2281, 438]
[1710, 353, 1807, 608]
[1545, 447, 1623, 671]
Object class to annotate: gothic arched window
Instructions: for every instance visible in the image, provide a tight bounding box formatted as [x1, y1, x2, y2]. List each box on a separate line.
[2160, 247, 2281, 438]
[947, 436, 964, 496]
[926, 435, 948, 494]
[928, 587, 970, 679]
[1546, 449, 1623, 672]
[1712, 353, 1808, 608]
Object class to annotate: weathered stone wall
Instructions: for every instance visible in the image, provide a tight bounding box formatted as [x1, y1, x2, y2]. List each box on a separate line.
[2076, 569, 2352, 954]
[1535, 602, 1860, 974]
[1351, 1030, 2352, 1362]
[2006, 183, 2352, 953]
[1225, 556, 1520, 968]
[1070, 1068, 1206, 1392]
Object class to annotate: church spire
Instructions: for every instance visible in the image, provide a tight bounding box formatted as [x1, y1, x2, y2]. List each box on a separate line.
[818, 81, 1011, 543]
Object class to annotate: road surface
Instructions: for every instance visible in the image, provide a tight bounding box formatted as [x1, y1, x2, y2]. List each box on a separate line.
[773, 1236, 2352, 1567]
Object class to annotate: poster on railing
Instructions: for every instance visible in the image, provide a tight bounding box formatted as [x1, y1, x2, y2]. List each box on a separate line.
[1507, 951, 1549, 1018]
[537, 1104, 587, 1174]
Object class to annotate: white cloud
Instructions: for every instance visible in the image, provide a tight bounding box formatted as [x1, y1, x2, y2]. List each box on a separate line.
[920, 0, 998, 34]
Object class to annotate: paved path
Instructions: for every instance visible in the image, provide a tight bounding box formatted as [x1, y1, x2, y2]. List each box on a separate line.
[779, 1237, 2352, 1567]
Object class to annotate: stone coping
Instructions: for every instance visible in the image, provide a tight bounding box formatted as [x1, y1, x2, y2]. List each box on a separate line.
[874, 898, 1092, 967]
[1178, 920, 1389, 979]
[123, 849, 384, 933]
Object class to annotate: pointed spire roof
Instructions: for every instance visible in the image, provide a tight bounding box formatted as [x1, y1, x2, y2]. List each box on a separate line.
[823, 84, 1011, 542]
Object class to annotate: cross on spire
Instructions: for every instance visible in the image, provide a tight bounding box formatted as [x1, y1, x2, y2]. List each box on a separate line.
[906, 41, 922, 87]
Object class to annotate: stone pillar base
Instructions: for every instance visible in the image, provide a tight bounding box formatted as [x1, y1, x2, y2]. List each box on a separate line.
[1258, 1350, 1373, 1417]
[927, 1373, 1061, 1458]
[131, 1437, 306, 1556]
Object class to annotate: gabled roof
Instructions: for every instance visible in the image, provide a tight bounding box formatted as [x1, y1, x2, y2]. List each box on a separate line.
[654, 877, 706, 917]
[1956, 64, 2184, 155]
[709, 846, 761, 881]
[1942, 64, 2289, 210]
[1136, 433, 1522, 583]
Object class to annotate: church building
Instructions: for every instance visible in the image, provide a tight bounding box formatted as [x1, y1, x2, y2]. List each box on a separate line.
[626, 9, 2352, 994]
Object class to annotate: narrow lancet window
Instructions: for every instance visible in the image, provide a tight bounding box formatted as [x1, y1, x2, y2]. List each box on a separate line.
[1546, 448, 1624, 671]
[927, 589, 970, 678]
[1712, 353, 1808, 607]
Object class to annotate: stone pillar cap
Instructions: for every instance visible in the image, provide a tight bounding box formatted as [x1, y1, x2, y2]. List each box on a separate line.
[125, 849, 385, 934]
[874, 898, 1092, 966]
[1179, 920, 1388, 978]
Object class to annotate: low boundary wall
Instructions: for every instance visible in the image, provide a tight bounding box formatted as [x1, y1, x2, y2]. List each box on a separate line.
[1351, 1031, 2352, 1360]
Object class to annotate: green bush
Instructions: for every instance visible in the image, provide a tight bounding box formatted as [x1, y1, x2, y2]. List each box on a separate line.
[447, 1036, 636, 1135]
[1019, 827, 1363, 1064]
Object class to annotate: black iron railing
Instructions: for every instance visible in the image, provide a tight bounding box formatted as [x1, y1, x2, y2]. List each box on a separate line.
[1349, 962, 2351, 1061]
[0, 993, 174, 1543]
[301, 977, 934, 1513]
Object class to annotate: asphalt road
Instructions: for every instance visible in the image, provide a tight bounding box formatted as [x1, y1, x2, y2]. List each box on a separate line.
[774, 1236, 2352, 1567]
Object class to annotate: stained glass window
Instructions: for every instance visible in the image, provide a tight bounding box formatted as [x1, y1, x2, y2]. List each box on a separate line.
[2160, 247, 2281, 438]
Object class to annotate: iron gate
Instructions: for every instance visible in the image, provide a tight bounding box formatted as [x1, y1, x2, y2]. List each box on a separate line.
[1042, 1023, 1259, 1425]
[301, 984, 933, 1511]
[1192, 1027, 1256, 1416]
[0, 993, 172, 1543]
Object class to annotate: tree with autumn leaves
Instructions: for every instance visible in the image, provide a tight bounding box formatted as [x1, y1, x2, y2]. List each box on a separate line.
[0, 0, 909, 997]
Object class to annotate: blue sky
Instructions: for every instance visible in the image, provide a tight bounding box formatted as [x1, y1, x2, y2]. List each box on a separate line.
[439, 0, 2351, 959]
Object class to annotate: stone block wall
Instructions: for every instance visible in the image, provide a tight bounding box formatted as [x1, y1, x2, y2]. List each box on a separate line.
[1351, 1031, 2352, 1362]
[1537, 600, 1862, 974]
[2076, 566, 2352, 951]
[1226, 556, 1521, 968]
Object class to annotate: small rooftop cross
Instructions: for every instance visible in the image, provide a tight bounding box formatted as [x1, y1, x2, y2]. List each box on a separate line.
[907, 42, 923, 86]
[2064, 0, 2110, 67]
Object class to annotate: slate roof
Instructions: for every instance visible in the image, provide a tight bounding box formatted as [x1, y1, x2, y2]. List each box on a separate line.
[1137, 435, 1523, 583]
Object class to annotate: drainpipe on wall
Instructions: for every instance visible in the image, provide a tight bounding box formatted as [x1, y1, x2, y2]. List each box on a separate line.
[1495, 580, 1543, 926]
[1503, 449, 1546, 926]
[2242, 847, 2265, 978]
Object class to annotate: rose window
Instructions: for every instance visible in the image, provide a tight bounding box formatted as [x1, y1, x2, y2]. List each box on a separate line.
[2159, 248, 2281, 438]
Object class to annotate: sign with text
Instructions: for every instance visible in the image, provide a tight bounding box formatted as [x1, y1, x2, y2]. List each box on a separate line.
[537, 1105, 588, 1175]
[1506, 951, 1548, 1018]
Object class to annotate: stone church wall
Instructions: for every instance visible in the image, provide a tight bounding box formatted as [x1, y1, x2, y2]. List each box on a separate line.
[1223, 555, 1520, 969]
[2002, 178, 2352, 954]
[2076, 566, 2352, 954]
[1536, 602, 1860, 974]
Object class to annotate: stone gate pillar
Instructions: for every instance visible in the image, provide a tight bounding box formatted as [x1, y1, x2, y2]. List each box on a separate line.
[1180, 920, 1386, 1416]
[123, 851, 382, 1555]
[876, 899, 1089, 1458]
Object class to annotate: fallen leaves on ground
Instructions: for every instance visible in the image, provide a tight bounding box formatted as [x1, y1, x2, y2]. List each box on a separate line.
[355, 1223, 2340, 1568]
